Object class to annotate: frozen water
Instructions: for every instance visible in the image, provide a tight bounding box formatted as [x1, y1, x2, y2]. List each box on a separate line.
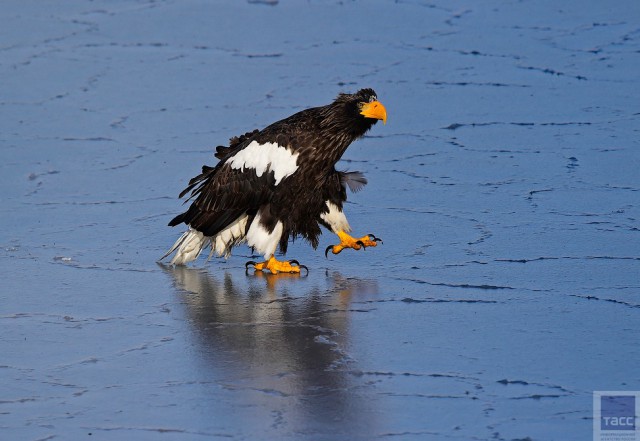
[1, 1, 639, 440]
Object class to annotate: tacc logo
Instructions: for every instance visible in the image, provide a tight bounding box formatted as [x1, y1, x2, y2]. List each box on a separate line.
[601, 395, 636, 431]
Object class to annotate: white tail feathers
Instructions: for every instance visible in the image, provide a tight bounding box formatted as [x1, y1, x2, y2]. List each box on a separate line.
[161, 216, 249, 265]
[161, 228, 207, 265]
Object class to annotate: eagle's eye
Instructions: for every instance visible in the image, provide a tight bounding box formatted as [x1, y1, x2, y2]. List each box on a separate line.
[357, 95, 376, 109]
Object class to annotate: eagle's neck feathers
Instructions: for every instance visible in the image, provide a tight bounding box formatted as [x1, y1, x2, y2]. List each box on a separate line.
[311, 102, 375, 166]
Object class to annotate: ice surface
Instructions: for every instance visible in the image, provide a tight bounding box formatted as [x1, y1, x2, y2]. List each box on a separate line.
[1, 1, 639, 440]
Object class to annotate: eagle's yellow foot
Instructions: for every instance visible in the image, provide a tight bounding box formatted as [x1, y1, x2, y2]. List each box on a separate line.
[245, 256, 308, 275]
[325, 230, 383, 257]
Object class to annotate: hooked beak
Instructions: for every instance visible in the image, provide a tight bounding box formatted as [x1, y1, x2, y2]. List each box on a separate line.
[360, 100, 387, 124]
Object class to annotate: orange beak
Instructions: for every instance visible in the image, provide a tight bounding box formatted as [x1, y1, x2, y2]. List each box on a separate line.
[360, 100, 387, 124]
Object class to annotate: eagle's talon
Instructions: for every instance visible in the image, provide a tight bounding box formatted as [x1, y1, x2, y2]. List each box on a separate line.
[287, 260, 308, 274]
[325, 245, 342, 258]
[356, 240, 366, 249]
[288, 259, 305, 273]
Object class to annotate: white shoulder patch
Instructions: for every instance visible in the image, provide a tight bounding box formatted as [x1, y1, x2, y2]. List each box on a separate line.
[226, 140, 299, 185]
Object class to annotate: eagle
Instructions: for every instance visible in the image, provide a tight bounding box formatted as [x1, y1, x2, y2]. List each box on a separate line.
[161, 88, 387, 274]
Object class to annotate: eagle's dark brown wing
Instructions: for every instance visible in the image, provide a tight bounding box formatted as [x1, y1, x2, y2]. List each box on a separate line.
[168, 108, 323, 237]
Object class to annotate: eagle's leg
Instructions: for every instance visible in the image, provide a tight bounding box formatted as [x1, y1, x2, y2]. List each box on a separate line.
[325, 230, 382, 257]
[246, 256, 307, 274]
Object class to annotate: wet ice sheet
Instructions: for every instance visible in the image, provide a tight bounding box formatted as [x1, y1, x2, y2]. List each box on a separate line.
[1, 1, 639, 440]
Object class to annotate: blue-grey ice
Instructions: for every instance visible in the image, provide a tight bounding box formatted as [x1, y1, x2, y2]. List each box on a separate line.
[1, 1, 639, 440]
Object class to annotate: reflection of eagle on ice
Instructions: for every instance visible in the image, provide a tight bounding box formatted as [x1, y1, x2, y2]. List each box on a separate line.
[162, 89, 387, 273]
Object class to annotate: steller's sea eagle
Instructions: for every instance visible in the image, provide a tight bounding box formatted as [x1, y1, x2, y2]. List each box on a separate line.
[161, 88, 387, 273]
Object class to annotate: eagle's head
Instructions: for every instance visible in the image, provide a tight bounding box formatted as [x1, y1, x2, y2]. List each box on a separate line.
[353, 88, 387, 125]
[326, 88, 387, 139]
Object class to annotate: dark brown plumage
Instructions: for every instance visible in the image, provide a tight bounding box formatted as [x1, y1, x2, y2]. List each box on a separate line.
[162, 88, 387, 271]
